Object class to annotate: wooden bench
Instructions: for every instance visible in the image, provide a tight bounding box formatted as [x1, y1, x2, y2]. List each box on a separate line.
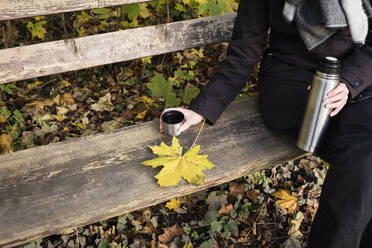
[0, 1, 307, 247]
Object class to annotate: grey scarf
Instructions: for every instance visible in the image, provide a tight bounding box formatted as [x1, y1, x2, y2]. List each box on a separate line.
[283, 0, 372, 50]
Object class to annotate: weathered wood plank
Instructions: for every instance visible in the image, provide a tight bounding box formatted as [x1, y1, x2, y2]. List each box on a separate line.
[0, 0, 151, 21]
[0, 97, 306, 247]
[0, 14, 235, 84]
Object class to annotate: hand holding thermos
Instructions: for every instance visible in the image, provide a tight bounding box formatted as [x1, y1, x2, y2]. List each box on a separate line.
[298, 56, 349, 152]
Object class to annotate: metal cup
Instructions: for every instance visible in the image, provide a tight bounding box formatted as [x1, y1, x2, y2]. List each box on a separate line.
[161, 110, 185, 136]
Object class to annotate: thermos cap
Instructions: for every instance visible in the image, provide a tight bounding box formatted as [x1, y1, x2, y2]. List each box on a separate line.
[318, 56, 341, 75]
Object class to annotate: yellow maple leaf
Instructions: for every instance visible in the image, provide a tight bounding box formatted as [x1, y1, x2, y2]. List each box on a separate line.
[165, 198, 181, 211]
[273, 189, 298, 215]
[142, 136, 214, 187]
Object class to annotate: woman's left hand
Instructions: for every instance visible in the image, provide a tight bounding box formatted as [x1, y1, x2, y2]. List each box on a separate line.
[323, 82, 349, 117]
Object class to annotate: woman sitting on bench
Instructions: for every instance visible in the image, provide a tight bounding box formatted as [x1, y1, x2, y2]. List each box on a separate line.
[160, 0, 372, 247]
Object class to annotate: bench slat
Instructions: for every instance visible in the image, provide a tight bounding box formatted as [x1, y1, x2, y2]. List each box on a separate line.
[0, 97, 306, 247]
[0, 14, 235, 84]
[0, 0, 151, 21]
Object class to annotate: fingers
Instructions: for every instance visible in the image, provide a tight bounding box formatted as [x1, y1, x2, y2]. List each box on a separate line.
[327, 83, 346, 97]
[325, 98, 347, 109]
[324, 91, 348, 105]
[330, 100, 347, 116]
[330, 107, 342, 117]
[324, 82, 349, 117]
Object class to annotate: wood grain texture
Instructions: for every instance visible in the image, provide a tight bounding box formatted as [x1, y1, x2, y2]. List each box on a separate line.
[0, 97, 306, 247]
[0, 0, 151, 21]
[0, 14, 235, 84]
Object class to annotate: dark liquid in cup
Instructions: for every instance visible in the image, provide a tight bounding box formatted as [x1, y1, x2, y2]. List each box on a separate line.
[162, 111, 184, 124]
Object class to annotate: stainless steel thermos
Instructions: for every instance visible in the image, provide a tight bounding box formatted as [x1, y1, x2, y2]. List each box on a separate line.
[297, 56, 341, 152]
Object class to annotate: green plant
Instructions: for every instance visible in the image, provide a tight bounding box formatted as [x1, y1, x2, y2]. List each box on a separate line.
[0, 84, 17, 95]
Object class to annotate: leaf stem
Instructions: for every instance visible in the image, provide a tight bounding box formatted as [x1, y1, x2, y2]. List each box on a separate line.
[190, 117, 206, 149]
[244, 204, 265, 239]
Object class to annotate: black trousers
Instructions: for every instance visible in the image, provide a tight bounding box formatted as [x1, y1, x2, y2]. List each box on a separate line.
[257, 53, 372, 248]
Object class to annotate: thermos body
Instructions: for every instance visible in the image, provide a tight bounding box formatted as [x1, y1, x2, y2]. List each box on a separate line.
[297, 57, 341, 153]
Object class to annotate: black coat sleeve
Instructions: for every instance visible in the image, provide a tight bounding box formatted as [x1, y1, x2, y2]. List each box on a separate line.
[188, 0, 269, 125]
[341, 18, 372, 99]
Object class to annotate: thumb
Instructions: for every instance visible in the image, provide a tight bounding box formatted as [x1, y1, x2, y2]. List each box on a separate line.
[178, 121, 191, 133]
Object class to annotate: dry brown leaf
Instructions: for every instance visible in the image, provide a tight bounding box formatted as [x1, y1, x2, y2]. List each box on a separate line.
[288, 212, 304, 238]
[158, 225, 183, 244]
[122, 109, 133, 120]
[26, 100, 54, 110]
[63, 93, 75, 105]
[219, 203, 233, 215]
[229, 182, 245, 197]
[246, 190, 258, 201]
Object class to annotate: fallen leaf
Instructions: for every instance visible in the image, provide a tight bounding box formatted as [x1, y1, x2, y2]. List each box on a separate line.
[183, 242, 193, 248]
[123, 109, 133, 119]
[101, 120, 121, 132]
[281, 237, 302, 248]
[63, 93, 75, 105]
[229, 182, 245, 197]
[158, 225, 183, 244]
[141, 136, 214, 187]
[53, 95, 61, 105]
[206, 191, 227, 211]
[53, 114, 65, 122]
[90, 93, 114, 112]
[273, 189, 298, 215]
[57, 107, 69, 115]
[22, 131, 36, 148]
[0, 134, 12, 154]
[35, 123, 58, 137]
[131, 220, 142, 232]
[61, 80, 71, 88]
[26, 100, 54, 110]
[313, 167, 328, 186]
[246, 190, 258, 201]
[165, 198, 181, 211]
[0, 114, 6, 123]
[151, 240, 157, 248]
[288, 212, 304, 239]
[218, 203, 233, 215]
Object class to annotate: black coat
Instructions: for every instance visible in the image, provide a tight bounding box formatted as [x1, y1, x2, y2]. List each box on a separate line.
[188, 0, 372, 126]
